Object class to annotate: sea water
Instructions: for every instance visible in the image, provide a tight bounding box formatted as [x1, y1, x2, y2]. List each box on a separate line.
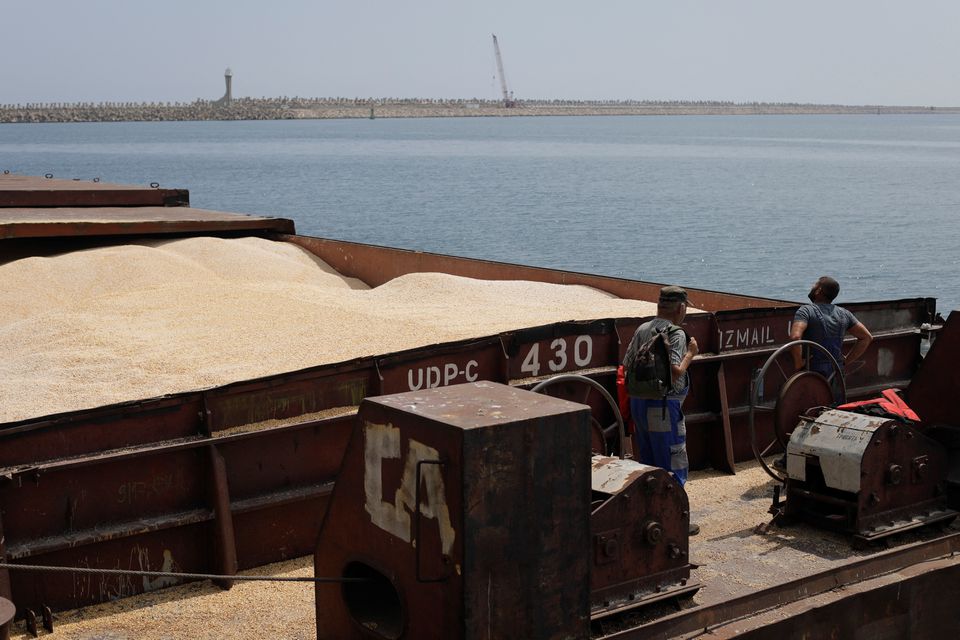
[2, 114, 958, 313]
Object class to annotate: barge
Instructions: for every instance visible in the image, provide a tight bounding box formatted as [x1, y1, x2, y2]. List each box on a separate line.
[0, 174, 955, 638]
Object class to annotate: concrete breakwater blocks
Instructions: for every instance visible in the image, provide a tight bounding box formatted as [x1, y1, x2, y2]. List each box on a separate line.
[3, 100, 957, 123]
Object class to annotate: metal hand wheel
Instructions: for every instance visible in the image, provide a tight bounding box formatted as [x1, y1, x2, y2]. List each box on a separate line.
[749, 339, 844, 482]
[531, 374, 627, 459]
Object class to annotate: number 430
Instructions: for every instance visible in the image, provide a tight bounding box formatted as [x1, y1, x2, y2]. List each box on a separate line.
[520, 335, 593, 377]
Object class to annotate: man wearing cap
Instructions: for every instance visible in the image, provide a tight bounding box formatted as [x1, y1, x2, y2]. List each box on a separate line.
[624, 285, 700, 534]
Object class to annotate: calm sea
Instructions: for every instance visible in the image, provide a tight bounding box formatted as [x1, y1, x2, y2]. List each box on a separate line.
[2, 115, 959, 313]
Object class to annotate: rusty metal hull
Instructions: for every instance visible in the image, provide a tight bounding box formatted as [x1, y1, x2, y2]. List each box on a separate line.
[0, 174, 944, 623]
[281, 234, 790, 313]
[0, 206, 294, 241]
[0, 174, 189, 208]
[908, 310, 960, 428]
[713, 556, 960, 639]
[0, 414, 350, 612]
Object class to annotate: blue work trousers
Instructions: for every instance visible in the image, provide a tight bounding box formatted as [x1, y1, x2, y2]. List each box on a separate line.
[630, 396, 689, 486]
[811, 362, 845, 404]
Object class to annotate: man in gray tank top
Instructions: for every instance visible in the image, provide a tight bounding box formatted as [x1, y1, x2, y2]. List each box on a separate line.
[790, 276, 873, 382]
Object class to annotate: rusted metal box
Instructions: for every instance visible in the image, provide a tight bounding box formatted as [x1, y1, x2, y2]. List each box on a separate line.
[314, 381, 592, 640]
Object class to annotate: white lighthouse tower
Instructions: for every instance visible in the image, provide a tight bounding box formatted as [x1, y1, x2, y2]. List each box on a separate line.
[223, 68, 233, 103]
[214, 68, 233, 106]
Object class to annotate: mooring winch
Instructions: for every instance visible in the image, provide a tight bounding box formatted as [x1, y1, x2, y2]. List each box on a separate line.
[751, 337, 960, 545]
[590, 456, 698, 619]
[783, 407, 956, 543]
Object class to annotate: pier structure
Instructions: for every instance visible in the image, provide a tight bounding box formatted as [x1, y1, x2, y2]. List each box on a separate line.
[0, 98, 956, 123]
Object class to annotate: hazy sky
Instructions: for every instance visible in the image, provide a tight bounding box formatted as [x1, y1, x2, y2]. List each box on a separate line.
[3, 1, 960, 105]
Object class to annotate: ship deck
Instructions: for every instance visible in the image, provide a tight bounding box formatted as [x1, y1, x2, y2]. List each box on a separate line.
[9, 458, 956, 640]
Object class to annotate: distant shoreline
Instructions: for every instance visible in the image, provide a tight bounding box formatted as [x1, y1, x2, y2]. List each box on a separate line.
[2, 98, 959, 124]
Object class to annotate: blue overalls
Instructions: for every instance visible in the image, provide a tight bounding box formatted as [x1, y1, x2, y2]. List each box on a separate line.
[631, 389, 689, 486]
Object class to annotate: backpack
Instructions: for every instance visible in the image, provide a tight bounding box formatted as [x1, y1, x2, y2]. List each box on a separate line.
[624, 325, 681, 400]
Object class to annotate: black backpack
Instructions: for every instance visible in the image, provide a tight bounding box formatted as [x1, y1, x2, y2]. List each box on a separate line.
[624, 325, 681, 400]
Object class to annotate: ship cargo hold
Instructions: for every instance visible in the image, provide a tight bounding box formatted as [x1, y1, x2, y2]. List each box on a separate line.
[1, 173, 958, 639]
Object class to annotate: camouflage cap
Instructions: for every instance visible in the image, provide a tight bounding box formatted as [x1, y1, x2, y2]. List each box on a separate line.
[659, 286, 688, 303]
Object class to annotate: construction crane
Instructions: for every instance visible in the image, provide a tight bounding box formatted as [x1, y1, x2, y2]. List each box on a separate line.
[491, 34, 516, 108]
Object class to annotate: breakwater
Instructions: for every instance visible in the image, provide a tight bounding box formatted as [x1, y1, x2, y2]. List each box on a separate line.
[2, 98, 959, 123]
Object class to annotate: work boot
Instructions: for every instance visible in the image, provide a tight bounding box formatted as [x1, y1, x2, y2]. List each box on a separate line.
[689, 523, 700, 536]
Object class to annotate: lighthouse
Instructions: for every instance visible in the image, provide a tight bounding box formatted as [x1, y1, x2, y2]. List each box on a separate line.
[223, 68, 233, 104]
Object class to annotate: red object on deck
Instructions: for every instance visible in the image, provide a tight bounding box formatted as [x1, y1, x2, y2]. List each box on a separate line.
[838, 388, 921, 423]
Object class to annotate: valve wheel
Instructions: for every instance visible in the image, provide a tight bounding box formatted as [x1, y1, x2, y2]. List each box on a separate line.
[749, 339, 845, 482]
[530, 374, 627, 459]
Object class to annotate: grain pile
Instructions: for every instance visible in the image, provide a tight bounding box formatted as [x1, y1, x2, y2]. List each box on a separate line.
[8, 556, 317, 640]
[1, 236, 670, 423]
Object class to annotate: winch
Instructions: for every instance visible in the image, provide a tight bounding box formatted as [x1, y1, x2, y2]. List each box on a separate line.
[590, 456, 698, 619]
[783, 407, 957, 544]
[531, 375, 698, 616]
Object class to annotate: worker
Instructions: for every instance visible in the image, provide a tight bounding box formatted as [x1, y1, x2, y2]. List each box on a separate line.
[624, 285, 700, 535]
[790, 276, 873, 383]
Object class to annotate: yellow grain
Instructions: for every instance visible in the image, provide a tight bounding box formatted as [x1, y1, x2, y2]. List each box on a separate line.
[8, 556, 316, 640]
[1, 236, 670, 423]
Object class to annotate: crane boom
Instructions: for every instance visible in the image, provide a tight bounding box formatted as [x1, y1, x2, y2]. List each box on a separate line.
[491, 34, 515, 107]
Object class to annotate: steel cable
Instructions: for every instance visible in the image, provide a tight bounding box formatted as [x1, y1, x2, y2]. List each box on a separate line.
[0, 562, 363, 583]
